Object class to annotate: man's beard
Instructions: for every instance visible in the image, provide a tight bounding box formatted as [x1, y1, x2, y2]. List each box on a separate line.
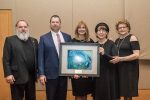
[16, 32, 30, 41]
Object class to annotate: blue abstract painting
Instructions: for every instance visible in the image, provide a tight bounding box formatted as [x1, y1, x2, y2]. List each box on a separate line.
[67, 50, 92, 70]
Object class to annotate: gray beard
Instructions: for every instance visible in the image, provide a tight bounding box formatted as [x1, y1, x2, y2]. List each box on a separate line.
[16, 32, 30, 41]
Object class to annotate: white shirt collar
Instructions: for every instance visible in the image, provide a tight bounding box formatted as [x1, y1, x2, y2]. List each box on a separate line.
[51, 30, 61, 36]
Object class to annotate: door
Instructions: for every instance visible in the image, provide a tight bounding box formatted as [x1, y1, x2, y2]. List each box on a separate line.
[0, 9, 12, 100]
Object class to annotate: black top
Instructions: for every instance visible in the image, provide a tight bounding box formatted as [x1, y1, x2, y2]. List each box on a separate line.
[115, 34, 140, 96]
[95, 39, 118, 100]
[21, 39, 35, 72]
[72, 38, 94, 43]
[71, 38, 95, 96]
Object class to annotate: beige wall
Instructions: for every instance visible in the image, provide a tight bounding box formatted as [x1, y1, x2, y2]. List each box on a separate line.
[0, 0, 150, 89]
[125, 0, 150, 60]
[139, 60, 150, 89]
[0, 0, 124, 39]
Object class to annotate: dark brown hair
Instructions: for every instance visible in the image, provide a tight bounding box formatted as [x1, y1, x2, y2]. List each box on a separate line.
[95, 22, 109, 38]
[50, 15, 61, 23]
[95, 22, 109, 33]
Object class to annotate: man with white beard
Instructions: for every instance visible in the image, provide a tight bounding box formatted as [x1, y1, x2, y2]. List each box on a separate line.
[3, 20, 38, 100]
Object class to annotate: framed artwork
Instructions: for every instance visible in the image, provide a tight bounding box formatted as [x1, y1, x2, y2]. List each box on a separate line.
[59, 42, 100, 77]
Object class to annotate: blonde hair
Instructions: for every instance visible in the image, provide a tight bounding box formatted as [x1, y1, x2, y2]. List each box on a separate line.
[74, 21, 90, 41]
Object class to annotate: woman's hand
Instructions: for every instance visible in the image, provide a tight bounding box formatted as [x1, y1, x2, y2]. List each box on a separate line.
[109, 56, 120, 64]
[99, 47, 104, 55]
[74, 74, 80, 79]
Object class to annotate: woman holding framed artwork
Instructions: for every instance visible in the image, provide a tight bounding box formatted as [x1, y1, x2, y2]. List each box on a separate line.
[71, 21, 94, 100]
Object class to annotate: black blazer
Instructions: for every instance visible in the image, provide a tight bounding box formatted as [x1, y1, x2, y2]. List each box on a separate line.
[3, 35, 38, 84]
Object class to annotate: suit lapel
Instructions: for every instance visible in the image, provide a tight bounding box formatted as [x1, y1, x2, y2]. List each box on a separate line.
[61, 32, 69, 42]
[47, 32, 58, 55]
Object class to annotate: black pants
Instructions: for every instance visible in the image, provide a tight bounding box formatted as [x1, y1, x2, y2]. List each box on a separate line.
[46, 77, 67, 100]
[10, 79, 35, 100]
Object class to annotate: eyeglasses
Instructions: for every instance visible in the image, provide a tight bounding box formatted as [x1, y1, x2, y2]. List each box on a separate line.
[97, 29, 107, 33]
[118, 26, 127, 30]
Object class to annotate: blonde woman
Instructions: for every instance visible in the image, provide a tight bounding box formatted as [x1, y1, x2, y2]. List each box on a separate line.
[71, 21, 94, 100]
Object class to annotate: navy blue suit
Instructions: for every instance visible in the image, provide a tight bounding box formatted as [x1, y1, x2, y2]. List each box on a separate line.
[38, 31, 71, 100]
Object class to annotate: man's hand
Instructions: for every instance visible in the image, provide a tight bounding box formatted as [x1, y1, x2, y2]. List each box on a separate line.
[5, 75, 15, 84]
[39, 75, 47, 85]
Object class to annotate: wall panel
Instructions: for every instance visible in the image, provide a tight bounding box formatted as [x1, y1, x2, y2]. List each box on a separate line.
[72, 0, 124, 40]
[125, 0, 150, 60]
[15, 0, 73, 39]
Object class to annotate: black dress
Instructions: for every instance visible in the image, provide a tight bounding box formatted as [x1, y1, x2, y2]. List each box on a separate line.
[94, 39, 118, 100]
[115, 34, 140, 97]
[71, 38, 95, 96]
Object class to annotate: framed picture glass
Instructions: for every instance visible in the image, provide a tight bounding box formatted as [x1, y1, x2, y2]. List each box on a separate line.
[59, 42, 100, 77]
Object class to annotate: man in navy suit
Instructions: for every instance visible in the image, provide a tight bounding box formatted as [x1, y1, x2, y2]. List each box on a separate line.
[38, 15, 71, 100]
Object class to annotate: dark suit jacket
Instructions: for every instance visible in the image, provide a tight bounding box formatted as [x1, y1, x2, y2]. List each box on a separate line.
[38, 31, 71, 79]
[3, 35, 38, 84]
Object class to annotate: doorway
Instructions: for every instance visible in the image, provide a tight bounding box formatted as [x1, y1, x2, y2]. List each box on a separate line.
[0, 9, 12, 100]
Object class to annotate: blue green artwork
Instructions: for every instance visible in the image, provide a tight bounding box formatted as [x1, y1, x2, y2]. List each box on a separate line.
[67, 50, 92, 70]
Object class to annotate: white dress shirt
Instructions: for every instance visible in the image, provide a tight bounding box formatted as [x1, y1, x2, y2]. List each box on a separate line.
[51, 30, 65, 55]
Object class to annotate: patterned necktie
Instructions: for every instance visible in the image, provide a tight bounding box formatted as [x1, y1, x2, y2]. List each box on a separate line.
[56, 33, 61, 48]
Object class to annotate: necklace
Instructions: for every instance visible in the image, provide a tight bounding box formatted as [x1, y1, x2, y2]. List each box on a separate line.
[99, 43, 105, 48]
[116, 37, 126, 55]
[98, 39, 107, 48]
